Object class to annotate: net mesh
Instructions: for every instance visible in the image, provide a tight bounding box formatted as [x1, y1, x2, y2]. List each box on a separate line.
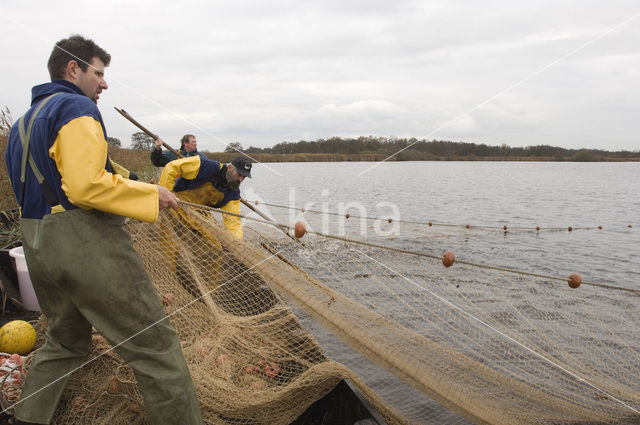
[15, 197, 640, 425]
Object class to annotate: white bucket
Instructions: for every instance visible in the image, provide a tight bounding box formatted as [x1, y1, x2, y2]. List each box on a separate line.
[8, 246, 41, 312]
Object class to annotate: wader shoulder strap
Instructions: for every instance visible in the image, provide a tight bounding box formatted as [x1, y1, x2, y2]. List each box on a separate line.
[18, 93, 64, 207]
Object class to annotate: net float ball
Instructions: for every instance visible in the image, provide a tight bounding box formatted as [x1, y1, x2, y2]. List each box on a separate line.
[388, 218, 393, 223]
[255, 200, 259, 205]
[536, 226, 540, 231]
[598, 225, 602, 230]
[568, 226, 573, 232]
[345, 213, 350, 219]
[0, 320, 37, 355]
[301, 208, 305, 212]
[294, 221, 306, 238]
[465, 224, 470, 229]
[428, 221, 432, 227]
[568, 273, 582, 289]
[503, 225, 507, 231]
[442, 251, 455, 268]
[629, 224, 633, 228]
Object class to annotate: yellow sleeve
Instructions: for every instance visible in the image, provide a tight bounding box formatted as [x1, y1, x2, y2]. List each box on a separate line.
[158, 156, 201, 190]
[220, 199, 243, 239]
[49, 116, 159, 223]
[108, 159, 131, 179]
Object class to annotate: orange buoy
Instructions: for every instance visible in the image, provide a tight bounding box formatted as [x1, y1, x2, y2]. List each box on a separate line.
[345, 213, 350, 219]
[388, 218, 393, 223]
[301, 207, 305, 212]
[598, 225, 602, 230]
[503, 225, 507, 231]
[629, 224, 633, 228]
[428, 221, 433, 227]
[465, 224, 470, 229]
[255, 200, 259, 205]
[442, 251, 455, 268]
[568, 273, 582, 289]
[568, 226, 573, 232]
[294, 221, 306, 238]
[535, 226, 540, 231]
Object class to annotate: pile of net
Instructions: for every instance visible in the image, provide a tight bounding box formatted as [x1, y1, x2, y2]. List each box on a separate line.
[15, 201, 640, 425]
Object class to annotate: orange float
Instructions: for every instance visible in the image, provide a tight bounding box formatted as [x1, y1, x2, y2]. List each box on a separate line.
[568, 226, 573, 232]
[161, 293, 175, 306]
[465, 224, 470, 229]
[345, 213, 350, 219]
[388, 218, 393, 223]
[301, 207, 305, 212]
[598, 225, 602, 230]
[294, 221, 306, 238]
[128, 403, 142, 414]
[442, 251, 455, 268]
[536, 226, 540, 231]
[503, 225, 507, 231]
[568, 273, 582, 289]
[108, 378, 119, 393]
[428, 221, 432, 227]
[254, 200, 259, 205]
[264, 362, 280, 378]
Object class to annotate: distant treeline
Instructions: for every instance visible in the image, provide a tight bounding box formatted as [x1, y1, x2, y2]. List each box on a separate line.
[232, 136, 639, 162]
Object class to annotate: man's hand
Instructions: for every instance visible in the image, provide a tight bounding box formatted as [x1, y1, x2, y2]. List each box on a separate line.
[157, 185, 178, 210]
[154, 138, 164, 150]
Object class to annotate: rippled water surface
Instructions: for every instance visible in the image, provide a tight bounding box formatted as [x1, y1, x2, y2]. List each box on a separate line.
[243, 161, 639, 289]
[238, 161, 639, 423]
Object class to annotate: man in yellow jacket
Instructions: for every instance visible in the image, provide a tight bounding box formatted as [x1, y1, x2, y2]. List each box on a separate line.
[5, 35, 203, 425]
[159, 156, 251, 239]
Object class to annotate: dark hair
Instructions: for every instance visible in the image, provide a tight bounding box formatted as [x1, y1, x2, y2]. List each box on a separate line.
[47, 35, 111, 81]
[180, 134, 195, 149]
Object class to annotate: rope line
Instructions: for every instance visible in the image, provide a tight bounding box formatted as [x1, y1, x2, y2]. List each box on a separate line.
[242, 199, 624, 232]
[362, 252, 640, 416]
[177, 200, 640, 294]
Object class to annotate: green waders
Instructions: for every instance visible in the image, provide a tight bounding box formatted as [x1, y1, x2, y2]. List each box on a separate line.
[14, 209, 203, 425]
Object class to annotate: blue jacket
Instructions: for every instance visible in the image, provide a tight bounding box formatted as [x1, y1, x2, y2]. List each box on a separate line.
[150, 147, 207, 167]
[173, 159, 241, 208]
[5, 80, 159, 222]
[158, 156, 243, 238]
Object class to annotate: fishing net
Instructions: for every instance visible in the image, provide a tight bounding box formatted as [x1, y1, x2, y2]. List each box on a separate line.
[13, 192, 640, 425]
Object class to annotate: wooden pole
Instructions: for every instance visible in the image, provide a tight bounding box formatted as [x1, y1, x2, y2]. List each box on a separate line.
[114, 107, 302, 245]
[114, 107, 183, 158]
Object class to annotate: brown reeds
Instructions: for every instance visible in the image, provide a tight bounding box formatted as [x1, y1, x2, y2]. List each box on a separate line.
[0, 108, 18, 212]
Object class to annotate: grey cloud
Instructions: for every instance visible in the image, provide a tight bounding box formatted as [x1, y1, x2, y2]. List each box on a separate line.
[2, 1, 639, 151]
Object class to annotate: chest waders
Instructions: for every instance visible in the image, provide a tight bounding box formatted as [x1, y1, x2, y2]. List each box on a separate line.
[13, 96, 203, 425]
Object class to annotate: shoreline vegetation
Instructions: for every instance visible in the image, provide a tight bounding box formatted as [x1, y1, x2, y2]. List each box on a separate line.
[120, 133, 639, 164]
[1, 129, 639, 211]
[231, 137, 640, 162]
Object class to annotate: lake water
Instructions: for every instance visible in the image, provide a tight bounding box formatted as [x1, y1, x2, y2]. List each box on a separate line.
[238, 161, 639, 424]
[242, 161, 639, 289]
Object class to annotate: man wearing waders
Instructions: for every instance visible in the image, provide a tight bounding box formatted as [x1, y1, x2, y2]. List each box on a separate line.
[4, 35, 203, 425]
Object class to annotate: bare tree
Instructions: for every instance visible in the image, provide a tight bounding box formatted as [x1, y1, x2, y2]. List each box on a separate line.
[0, 107, 13, 137]
[107, 137, 122, 147]
[131, 132, 155, 150]
[225, 142, 243, 153]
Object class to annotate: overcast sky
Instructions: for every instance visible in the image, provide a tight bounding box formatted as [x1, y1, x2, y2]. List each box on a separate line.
[1, 1, 639, 152]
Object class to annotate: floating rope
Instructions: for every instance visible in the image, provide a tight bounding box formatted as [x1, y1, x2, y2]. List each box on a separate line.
[242, 199, 631, 233]
[177, 200, 639, 294]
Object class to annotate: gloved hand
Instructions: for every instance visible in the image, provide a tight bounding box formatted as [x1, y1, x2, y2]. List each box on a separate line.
[129, 172, 139, 181]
